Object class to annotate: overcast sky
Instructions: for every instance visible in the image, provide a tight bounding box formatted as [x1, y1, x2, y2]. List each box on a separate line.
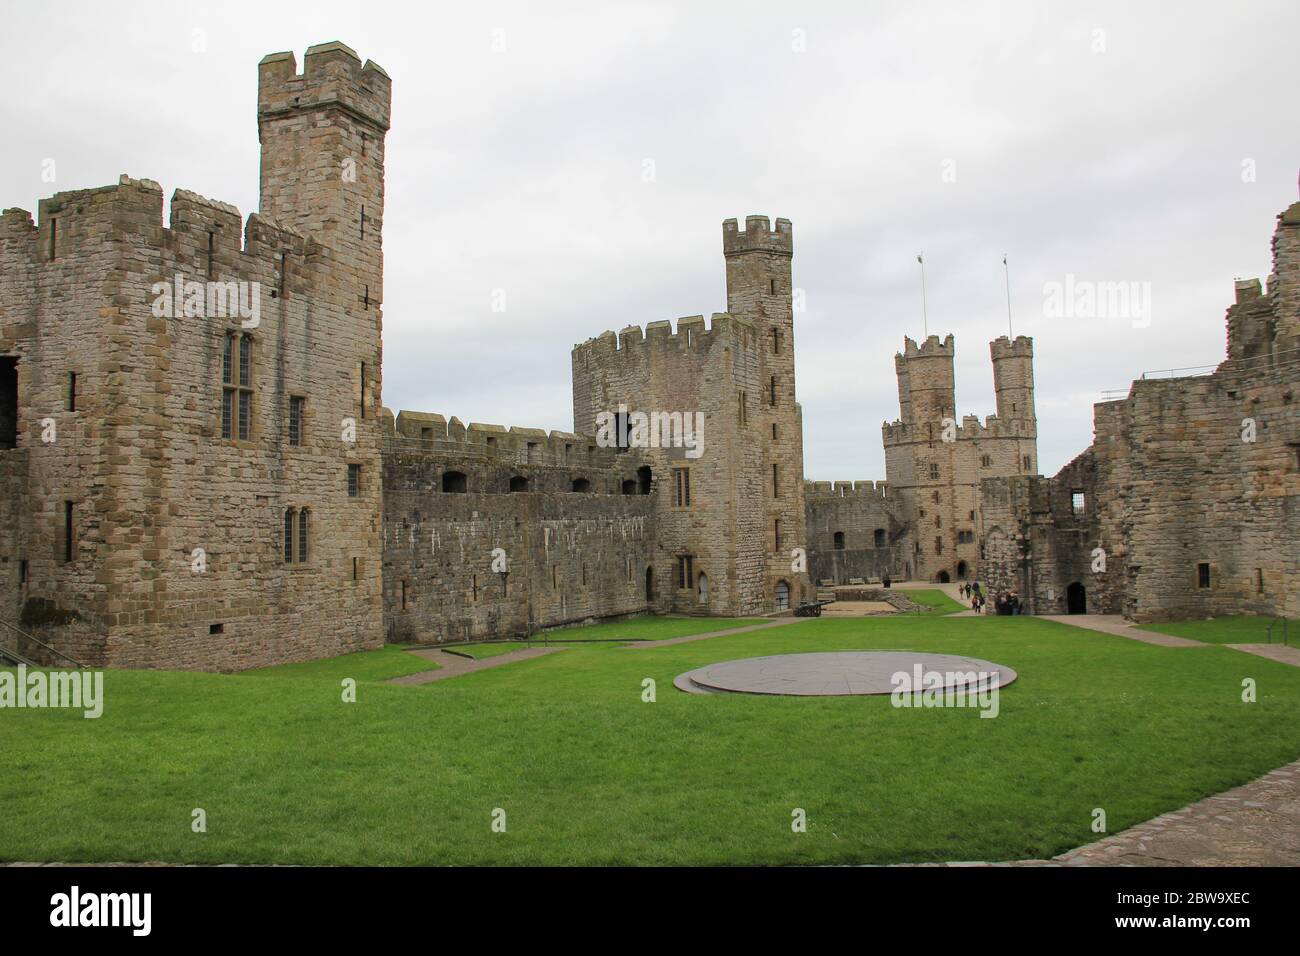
[4, 1, 1297, 478]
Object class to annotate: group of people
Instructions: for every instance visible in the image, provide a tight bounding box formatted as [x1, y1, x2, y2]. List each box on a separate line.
[959, 582, 1023, 615]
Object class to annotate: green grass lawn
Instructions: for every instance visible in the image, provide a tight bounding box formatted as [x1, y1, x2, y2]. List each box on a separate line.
[1136, 616, 1293, 646]
[899, 589, 968, 616]
[243, 644, 435, 682]
[3, 614, 1299, 866]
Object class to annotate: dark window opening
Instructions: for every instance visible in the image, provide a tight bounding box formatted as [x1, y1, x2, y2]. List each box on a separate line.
[574, 477, 593, 493]
[772, 463, 780, 497]
[674, 468, 690, 507]
[48, 217, 57, 260]
[874, 528, 886, 548]
[677, 555, 694, 590]
[620, 479, 636, 495]
[67, 372, 77, 412]
[359, 362, 367, 419]
[509, 475, 529, 493]
[209, 623, 224, 635]
[637, 465, 652, 495]
[348, 463, 361, 497]
[352, 557, 359, 582]
[297, 508, 309, 562]
[19, 559, 28, 585]
[774, 519, 783, 551]
[769, 375, 778, 406]
[283, 508, 295, 563]
[63, 500, 74, 563]
[0, 357, 17, 449]
[1255, 568, 1264, 593]
[1197, 562, 1211, 589]
[833, 531, 845, 550]
[442, 471, 467, 493]
[222, 333, 253, 441]
[401, 580, 407, 610]
[289, 396, 304, 446]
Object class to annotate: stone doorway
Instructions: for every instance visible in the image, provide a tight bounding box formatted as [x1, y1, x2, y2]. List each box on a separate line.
[1067, 581, 1087, 614]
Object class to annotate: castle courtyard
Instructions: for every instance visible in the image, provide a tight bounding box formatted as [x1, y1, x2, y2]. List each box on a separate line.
[3, 608, 1298, 866]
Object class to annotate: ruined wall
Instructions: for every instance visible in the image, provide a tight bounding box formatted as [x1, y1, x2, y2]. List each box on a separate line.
[382, 411, 655, 642]
[981, 202, 1300, 622]
[804, 480, 913, 584]
[0, 42, 390, 670]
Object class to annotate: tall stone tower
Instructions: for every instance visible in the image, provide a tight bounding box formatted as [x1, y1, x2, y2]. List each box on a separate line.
[258, 41, 391, 317]
[723, 216, 809, 609]
[0, 42, 393, 670]
[570, 216, 811, 615]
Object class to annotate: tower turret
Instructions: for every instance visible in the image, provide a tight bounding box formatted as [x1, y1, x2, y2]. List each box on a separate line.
[990, 335, 1035, 422]
[257, 42, 391, 305]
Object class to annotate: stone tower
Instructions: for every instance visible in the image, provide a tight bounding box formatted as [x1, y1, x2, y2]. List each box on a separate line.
[0, 42, 392, 670]
[570, 216, 812, 615]
[258, 42, 391, 305]
[883, 334, 1037, 583]
[722, 216, 809, 610]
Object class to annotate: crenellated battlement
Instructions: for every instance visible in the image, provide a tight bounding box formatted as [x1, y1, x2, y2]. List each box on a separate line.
[383, 408, 644, 472]
[572, 312, 755, 363]
[0, 175, 383, 307]
[257, 41, 391, 134]
[897, 333, 956, 361]
[989, 334, 1033, 360]
[881, 414, 1036, 446]
[805, 479, 892, 499]
[722, 215, 793, 258]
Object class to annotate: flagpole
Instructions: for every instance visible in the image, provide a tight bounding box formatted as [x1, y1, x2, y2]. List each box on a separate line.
[1002, 253, 1013, 339]
[917, 253, 928, 339]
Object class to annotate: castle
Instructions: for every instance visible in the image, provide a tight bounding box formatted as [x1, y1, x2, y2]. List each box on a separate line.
[1, 43, 1294, 671]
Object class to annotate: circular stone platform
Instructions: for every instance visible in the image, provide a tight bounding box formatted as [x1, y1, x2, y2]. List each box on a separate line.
[673, 651, 1017, 697]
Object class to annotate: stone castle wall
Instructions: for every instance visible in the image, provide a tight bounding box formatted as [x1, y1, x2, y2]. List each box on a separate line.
[382, 412, 655, 642]
[803, 480, 913, 583]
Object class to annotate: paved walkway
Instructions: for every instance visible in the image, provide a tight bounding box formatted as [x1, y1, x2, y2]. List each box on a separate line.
[388, 646, 567, 685]
[623, 618, 798, 649]
[1041, 757, 1300, 866]
[1227, 642, 1300, 667]
[1036, 614, 1206, 646]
